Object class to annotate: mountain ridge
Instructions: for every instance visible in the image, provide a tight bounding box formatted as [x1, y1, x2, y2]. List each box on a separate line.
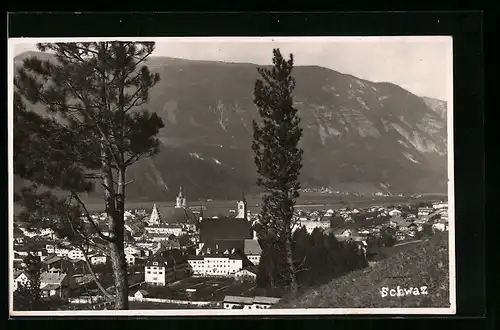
[13, 51, 448, 200]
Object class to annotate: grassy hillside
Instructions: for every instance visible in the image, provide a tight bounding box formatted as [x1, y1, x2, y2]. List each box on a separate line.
[275, 232, 451, 309]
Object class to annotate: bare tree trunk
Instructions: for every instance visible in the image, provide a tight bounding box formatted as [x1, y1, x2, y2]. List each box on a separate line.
[284, 230, 298, 293]
[109, 167, 129, 310]
[283, 196, 298, 293]
[101, 139, 128, 309]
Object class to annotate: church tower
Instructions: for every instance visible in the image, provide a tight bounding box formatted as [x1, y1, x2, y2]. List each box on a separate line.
[236, 192, 247, 220]
[149, 204, 161, 225]
[175, 186, 186, 208]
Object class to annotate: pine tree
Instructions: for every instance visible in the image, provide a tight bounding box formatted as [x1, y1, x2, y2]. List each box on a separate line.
[14, 42, 164, 309]
[252, 48, 303, 293]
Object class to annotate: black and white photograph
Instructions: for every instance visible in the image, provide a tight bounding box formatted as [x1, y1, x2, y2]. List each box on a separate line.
[8, 36, 455, 316]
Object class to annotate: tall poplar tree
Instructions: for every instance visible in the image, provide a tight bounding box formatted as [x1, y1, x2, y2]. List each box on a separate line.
[14, 42, 164, 309]
[252, 48, 303, 293]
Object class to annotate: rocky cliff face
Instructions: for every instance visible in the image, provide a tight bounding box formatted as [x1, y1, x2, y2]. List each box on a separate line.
[422, 96, 448, 120]
[14, 53, 448, 200]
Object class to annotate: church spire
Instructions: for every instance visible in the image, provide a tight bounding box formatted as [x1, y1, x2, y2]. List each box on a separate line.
[236, 192, 248, 220]
[175, 186, 186, 208]
[150, 204, 161, 225]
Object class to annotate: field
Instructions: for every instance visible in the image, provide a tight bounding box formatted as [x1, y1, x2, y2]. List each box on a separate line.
[134, 277, 257, 302]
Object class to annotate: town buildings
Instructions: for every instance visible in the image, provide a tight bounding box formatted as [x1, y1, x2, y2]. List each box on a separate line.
[222, 295, 281, 309]
[144, 249, 189, 286]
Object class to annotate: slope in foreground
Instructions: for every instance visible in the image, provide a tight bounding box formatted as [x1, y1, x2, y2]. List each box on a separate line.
[275, 232, 450, 309]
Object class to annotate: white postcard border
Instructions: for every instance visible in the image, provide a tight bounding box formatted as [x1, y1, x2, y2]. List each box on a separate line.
[8, 36, 456, 317]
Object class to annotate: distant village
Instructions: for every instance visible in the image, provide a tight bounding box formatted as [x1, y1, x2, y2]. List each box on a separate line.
[12, 186, 449, 310]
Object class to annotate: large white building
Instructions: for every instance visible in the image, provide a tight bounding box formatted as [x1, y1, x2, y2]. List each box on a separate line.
[188, 255, 244, 277]
[144, 250, 189, 286]
[67, 249, 85, 260]
[145, 225, 183, 236]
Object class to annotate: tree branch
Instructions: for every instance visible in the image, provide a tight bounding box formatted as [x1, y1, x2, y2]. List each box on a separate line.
[72, 192, 114, 243]
[123, 87, 147, 113]
[78, 244, 116, 302]
[124, 152, 144, 167]
[63, 208, 115, 302]
[65, 82, 122, 168]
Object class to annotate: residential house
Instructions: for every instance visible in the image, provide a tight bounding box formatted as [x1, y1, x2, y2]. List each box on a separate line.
[134, 290, 149, 300]
[396, 232, 406, 241]
[13, 270, 31, 291]
[406, 214, 417, 221]
[243, 239, 262, 266]
[14, 245, 47, 259]
[432, 221, 448, 232]
[124, 223, 141, 236]
[418, 207, 433, 217]
[18, 227, 37, 238]
[40, 228, 56, 239]
[324, 209, 335, 217]
[54, 247, 70, 257]
[333, 228, 354, 239]
[432, 201, 448, 210]
[45, 244, 56, 254]
[358, 228, 370, 236]
[124, 245, 141, 256]
[389, 216, 407, 228]
[14, 227, 25, 244]
[223, 295, 254, 309]
[162, 239, 181, 250]
[124, 210, 135, 220]
[294, 220, 330, 234]
[144, 249, 189, 286]
[252, 296, 281, 309]
[125, 254, 136, 266]
[233, 267, 258, 282]
[388, 209, 402, 217]
[222, 296, 281, 309]
[40, 271, 70, 300]
[321, 213, 344, 229]
[41, 255, 75, 278]
[397, 220, 416, 232]
[90, 254, 107, 265]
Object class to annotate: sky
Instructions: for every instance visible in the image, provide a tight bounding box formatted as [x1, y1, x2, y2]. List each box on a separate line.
[10, 37, 452, 100]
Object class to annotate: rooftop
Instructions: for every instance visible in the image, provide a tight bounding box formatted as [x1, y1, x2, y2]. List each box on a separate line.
[40, 272, 67, 284]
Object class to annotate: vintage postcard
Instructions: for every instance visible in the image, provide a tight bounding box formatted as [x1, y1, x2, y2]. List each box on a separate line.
[8, 36, 455, 316]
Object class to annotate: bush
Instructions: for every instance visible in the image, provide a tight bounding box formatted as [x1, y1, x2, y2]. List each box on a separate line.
[256, 227, 368, 291]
